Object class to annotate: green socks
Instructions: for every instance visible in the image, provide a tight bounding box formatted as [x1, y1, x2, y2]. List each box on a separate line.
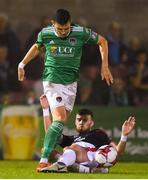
[41, 120, 64, 158]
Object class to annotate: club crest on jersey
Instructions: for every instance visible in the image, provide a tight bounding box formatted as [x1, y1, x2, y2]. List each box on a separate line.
[69, 37, 77, 45]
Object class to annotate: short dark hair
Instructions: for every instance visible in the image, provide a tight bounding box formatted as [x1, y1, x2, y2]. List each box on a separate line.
[54, 9, 71, 25]
[77, 109, 94, 118]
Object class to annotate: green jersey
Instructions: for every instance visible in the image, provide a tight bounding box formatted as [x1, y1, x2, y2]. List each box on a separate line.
[36, 24, 99, 84]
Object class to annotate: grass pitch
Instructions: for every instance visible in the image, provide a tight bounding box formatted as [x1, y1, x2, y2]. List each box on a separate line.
[0, 160, 148, 179]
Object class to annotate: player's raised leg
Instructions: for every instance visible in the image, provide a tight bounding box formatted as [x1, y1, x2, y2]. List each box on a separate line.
[37, 106, 68, 172]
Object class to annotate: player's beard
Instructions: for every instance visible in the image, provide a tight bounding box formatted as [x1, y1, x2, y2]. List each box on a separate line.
[76, 126, 90, 134]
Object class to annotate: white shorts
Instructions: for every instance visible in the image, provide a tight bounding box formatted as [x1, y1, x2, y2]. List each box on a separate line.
[73, 141, 96, 162]
[43, 81, 77, 112]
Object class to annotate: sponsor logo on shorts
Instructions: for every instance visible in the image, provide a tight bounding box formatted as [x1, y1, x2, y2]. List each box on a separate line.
[56, 96, 62, 102]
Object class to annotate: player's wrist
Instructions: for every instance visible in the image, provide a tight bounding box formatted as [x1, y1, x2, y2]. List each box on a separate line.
[120, 134, 127, 142]
[101, 64, 109, 70]
[101, 62, 108, 67]
[18, 62, 26, 69]
[42, 108, 49, 117]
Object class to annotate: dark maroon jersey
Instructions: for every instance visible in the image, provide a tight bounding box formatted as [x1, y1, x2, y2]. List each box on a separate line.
[59, 129, 111, 148]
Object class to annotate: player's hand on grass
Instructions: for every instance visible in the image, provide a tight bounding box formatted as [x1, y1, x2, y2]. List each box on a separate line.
[122, 116, 136, 136]
[18, 67, 25, 81]
[101, 65, 113, 86]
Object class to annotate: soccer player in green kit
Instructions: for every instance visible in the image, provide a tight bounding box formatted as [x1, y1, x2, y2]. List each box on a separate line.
[18, 9, 113, 172]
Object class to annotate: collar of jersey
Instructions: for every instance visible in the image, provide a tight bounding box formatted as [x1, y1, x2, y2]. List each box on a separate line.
[53, 26, 71, 38]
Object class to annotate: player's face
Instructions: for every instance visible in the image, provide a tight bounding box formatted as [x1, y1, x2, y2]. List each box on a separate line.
[75, 114, 93, 133]
[53, 21, 71, 38]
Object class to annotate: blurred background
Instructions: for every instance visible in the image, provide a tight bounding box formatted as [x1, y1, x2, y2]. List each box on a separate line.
[0, 0, 148, 162]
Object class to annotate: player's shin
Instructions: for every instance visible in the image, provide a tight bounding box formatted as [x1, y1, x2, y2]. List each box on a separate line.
[72, 163, 90, 173]
[40, 120, 64, 163]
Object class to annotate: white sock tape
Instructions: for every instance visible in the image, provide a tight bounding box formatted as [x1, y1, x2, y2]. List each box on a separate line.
[79, 164, 90, 173]
[120, 134, 127, 142]
[18, 62, 26, 68]
[43, 108, 49, 117]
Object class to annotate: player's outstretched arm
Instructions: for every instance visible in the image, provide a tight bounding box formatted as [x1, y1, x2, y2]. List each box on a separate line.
[98, 35, 113, 86]
[115, 116, 136, 155]
[18, 43, 40, 81]
[122, 116, 136, 136]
